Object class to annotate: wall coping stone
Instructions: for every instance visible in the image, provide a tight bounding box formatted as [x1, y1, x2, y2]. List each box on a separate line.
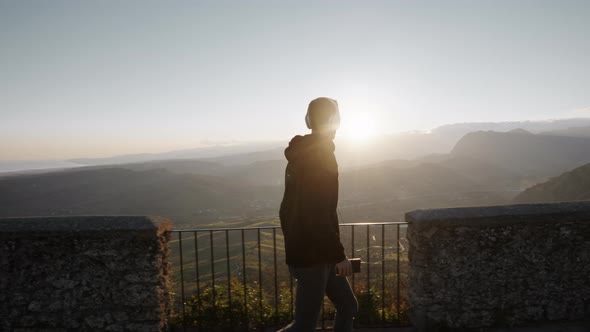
[0, 215, 172, 238]
[406, 200, 590, 227]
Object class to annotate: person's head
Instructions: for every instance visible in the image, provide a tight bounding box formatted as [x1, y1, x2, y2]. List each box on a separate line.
[305, 97, 340, 139]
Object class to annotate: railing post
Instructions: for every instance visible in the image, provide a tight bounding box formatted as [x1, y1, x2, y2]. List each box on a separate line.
[257, 229, 263, 325]
[241, 229, 248, 330]
[381, 224, 386, 323]
[178, 232, 186, 331]
[273, 228, 279, 327]
[366, 224, 371, 325]
[209, 230, 216, 316]
[396, 224, 401, 321]
[225, 229, 233, 330]
[193, 231, 201, 331]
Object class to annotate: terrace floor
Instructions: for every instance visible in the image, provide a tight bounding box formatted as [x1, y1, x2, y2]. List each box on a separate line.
[349, 321, 590, 331]
[353, 328, 412, 332]
[177, 321, 590, 332]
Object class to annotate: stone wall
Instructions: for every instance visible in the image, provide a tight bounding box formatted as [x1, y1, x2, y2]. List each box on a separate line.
[407, 201, 590, 330]
[0, 216, 172, 332]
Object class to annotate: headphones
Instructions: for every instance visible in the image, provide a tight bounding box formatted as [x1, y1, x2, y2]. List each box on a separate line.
[305, 98, 341, 130]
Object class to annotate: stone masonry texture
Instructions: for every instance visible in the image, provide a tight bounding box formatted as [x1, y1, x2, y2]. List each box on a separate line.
[406, 201, 590, 330]
[0, 216, 172, 332]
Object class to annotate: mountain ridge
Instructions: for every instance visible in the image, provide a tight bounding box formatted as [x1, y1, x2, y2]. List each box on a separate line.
[6, 118, 590, 174]
[451, 130, 590, 179]
[514, 163, 590, 203]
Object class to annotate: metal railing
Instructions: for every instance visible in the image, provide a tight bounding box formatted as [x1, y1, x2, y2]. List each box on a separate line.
[169, 221, 409, 331]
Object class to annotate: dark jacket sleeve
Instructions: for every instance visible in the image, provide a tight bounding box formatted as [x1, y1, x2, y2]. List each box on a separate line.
[299, 149, 346, 263]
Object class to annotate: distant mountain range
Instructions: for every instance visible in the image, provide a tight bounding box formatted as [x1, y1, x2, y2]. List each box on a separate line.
[68, 141, 285, 166]
[0, 160, 84, 175]
[514, 163, 590, 203]
[451, 130, 590, 179]
[539, 125, 590, 138]
[3, 118, 590, 225]
[432, 118, 590, 136]
[4, 118, 590, 175]
[0, 133, 525, 224]
[0, 155, 515, 225]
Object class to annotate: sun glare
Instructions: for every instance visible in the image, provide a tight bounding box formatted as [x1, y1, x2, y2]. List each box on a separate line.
[340, 112, 377, 142]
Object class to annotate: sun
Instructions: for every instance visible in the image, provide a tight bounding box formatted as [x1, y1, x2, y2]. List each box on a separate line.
[340, 112, 377, 142]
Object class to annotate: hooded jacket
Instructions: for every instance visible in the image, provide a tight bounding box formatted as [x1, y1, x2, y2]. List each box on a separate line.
[279, 134, 346, 267]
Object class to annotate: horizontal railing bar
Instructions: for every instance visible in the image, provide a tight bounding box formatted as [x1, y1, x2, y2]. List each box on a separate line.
[169, 221, 408, 233]
[170, 225, 280, 232]
[341, 221, 408, 226]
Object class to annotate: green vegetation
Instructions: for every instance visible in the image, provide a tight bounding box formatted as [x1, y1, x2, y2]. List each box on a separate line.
[172, 278, 409, 330]
[169, 219, 410, 329]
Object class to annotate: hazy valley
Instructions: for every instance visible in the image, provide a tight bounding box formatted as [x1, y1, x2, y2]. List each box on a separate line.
[2, 119, 590, 228]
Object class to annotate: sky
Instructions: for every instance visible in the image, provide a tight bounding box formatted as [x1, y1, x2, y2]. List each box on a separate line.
[1, 0, 590, 160]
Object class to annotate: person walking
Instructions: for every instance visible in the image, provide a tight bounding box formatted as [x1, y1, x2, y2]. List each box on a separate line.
[278, 97, 358, 332]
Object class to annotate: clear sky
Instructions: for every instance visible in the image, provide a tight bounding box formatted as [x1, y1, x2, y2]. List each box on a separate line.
[1, 0, 589, 160]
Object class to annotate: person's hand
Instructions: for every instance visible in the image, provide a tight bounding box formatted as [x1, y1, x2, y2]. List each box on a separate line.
[335, 258, 352, 277]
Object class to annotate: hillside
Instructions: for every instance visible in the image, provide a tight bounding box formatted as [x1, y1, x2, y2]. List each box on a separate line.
[451, 130, 590, 179]
[514, 163, 590, 203]
[0, 154, 516, 225]
[0, 168, 282, 223]
[341, 162, 479, 201]
[102, 159, 229, 176]
[428, 155, 521, 189]
[107, 158, 286, 186]
[337, 160, 515, 221]
[11, 129, 577, 225]
[539, 125, 590, 138]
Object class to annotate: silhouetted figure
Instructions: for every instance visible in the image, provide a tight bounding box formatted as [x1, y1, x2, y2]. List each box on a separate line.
[278, 97, 358, 332]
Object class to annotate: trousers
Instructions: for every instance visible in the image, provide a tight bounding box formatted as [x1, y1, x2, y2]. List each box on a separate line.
[279, 263, 358, 332]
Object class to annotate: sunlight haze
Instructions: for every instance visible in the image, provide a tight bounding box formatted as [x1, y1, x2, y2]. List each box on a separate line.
[1, 0, 589, 160]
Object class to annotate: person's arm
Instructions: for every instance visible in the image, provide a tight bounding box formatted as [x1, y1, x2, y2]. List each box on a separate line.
[300, 150, 346, 262]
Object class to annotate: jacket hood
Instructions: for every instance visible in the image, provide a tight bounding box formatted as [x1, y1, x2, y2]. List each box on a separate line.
[285, 134, 335, 162]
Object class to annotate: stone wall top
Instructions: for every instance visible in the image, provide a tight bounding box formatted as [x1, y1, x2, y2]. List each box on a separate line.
[406, 200, 590, 227]
[0, 215, 172, 238]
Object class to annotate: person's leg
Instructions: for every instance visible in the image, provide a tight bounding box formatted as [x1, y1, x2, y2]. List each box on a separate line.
[280, 264, 331, 332]
[324, 265, 358, 332]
